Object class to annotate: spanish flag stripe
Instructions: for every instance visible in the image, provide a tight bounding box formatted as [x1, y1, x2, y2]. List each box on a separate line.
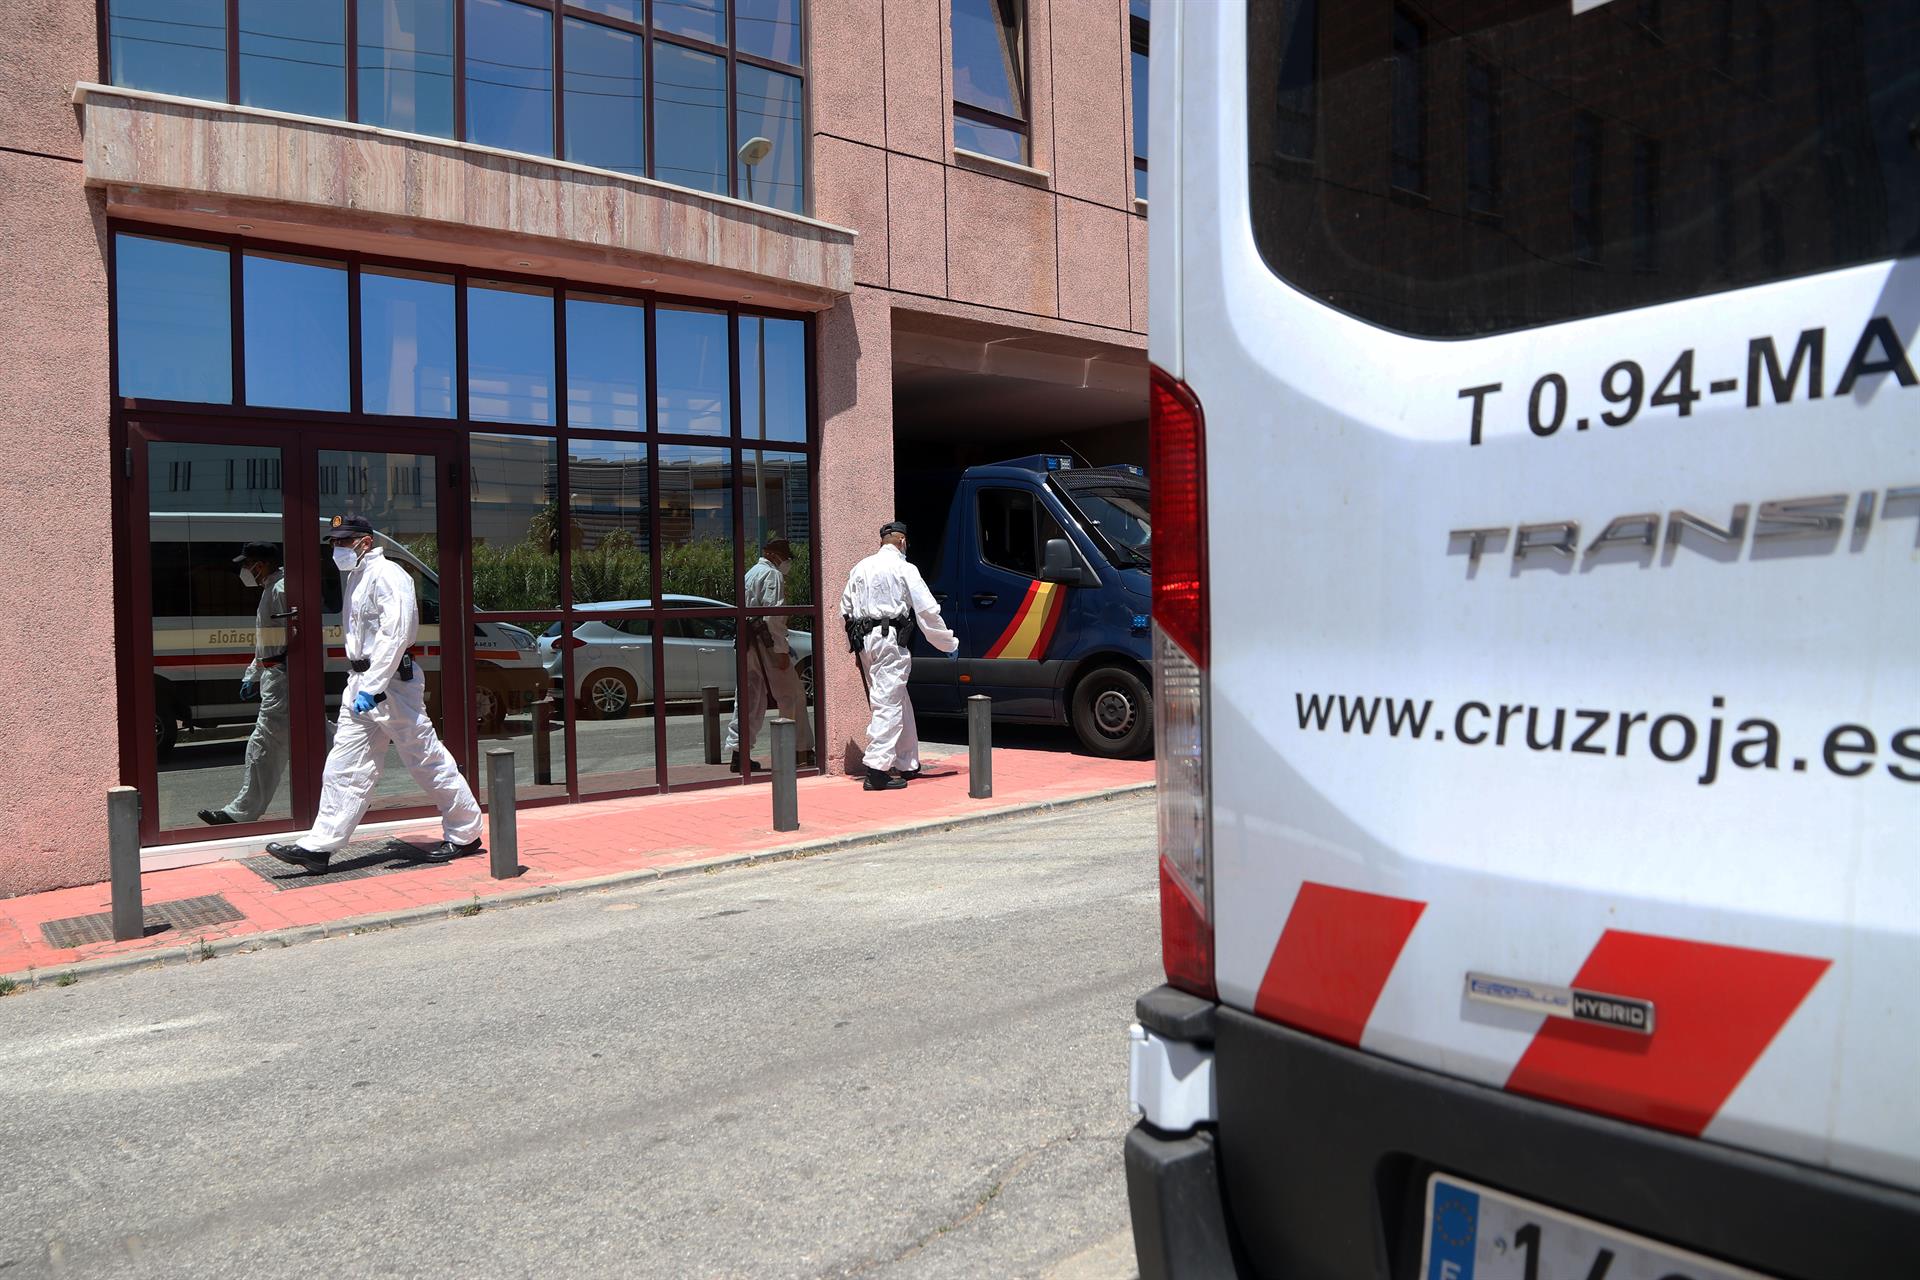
[984, 581, 1043, 659]
[1029, 587, 1067, 660]
[994, 582, 1059, 661]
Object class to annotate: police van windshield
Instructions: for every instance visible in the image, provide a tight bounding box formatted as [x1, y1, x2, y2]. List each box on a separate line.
[1053, 479, 1151, 567]
[1246, 0, 1920, 338]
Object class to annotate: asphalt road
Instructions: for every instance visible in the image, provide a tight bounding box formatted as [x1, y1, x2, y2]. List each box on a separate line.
[0, 792, 1160, 1278]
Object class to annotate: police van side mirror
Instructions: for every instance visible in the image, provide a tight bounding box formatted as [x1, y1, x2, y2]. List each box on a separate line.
[1041, 538, 1085, 586]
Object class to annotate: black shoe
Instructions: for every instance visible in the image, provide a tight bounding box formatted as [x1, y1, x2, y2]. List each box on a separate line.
[893, 767, 922, 781]
[198, 809, 236, 826]
[729, 751, 765, 774]
[864, 767, 908, 791]
[795, 750, 815, 768]
[265, 842, 330, 875]
[424, 839, 483, 863]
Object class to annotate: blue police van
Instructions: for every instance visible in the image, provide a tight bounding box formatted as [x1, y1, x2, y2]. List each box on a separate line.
[901, 455, 1153, 757]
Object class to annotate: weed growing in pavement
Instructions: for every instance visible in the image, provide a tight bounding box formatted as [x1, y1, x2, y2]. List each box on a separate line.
[0, 976, 16, 997]
[54, 973, 77, 988]
[456, 897, 482, 918]
[196, 941, 216, 961]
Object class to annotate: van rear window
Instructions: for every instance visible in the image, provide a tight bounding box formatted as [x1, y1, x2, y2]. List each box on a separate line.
[1246, 0, 1920, 338]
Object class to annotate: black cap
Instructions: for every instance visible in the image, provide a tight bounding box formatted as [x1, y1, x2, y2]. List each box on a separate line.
[879, 520, 908, 539]
[327, 514, 375, 542]
[232, 541, 282, 567]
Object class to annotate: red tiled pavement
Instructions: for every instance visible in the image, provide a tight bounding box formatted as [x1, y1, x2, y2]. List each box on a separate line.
[0, 747, 1151, 980]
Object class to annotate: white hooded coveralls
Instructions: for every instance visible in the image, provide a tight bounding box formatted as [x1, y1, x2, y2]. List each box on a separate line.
[300, 547, 483, 852]
[217, 567, 290, 822]
[839, 544, 957, 773]
[724, 556, 816, 760]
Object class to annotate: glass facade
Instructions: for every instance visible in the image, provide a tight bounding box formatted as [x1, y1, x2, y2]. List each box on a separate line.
[103, 0, 808, 211]
[114, 227, 819, 840]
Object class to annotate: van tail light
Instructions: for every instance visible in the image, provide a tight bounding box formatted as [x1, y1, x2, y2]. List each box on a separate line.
[1150, 365, 1207, 667]
[1150, 365, 1213, 1000]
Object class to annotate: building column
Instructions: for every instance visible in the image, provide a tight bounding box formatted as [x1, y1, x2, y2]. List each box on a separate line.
[814, 286, 894, 774]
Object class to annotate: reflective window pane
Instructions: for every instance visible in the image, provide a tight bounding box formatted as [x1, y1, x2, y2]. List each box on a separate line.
[736, 0, 801, 64]
[115, 234, 232, 404]
[358, 0, 455, 137]
[734, 64, 804, 212]
[740, 315, 806, 441]
[110, 0, 227, 100]
[360, 266, 455, 417]
[655, 0, 723, 45]
[954, 115, 1026, 163]
[148, 443, 291, 834]
[569, 0, 639, 21]
[663, 613, 740, 786]
[567, 439, 653, 605]
[239, 0, 346, 117]
[658, 445, 733, 603]
[1131, 45, 1148, 196]
[952, 0, 1025, 119]
[564, 18, 645, 176]
[243, 253, 349, 411]
[465, 0, 554, 156]
[742, 450, 810, 606]
[727, 605, 816, 774]
[565, 605, 656, 793]
[566, 293, 646, 430]
[468, 281, 556, 425]
[471, 434, 560, 611]
[655, 305, 730, 436]
[475, 636, 567, 798]
[652, 43, 727, 195]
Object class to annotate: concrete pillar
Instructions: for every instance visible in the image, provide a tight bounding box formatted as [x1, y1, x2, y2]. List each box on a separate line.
[0, 0, 117, 896]
[814, 288, 895, 775]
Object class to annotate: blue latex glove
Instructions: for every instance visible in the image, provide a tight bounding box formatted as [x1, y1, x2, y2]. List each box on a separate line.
[351, 690, 379, 715]
[238, 678, 259, 702]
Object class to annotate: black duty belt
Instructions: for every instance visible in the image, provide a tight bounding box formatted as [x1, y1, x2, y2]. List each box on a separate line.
[348, 653, 415, 680]
[844, 613, 914, 653]
[258, 654, 286, 669]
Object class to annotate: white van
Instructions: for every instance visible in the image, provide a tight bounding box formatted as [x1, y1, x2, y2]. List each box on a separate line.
[1127, 3, 1920, 1278]
[150, 513, 547, 753]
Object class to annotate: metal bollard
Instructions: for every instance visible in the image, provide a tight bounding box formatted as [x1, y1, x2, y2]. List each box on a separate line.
[967, 695, 993, 799]
[485, 747, 522, 879]
[108, 786, 143, 942]
[531, 698, 553, 786]
[702, 684, 722, 764]
[770, 717, 798, 832]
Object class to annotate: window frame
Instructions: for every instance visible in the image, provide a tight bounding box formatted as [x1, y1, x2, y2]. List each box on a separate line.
[98, 0, 810, 210]
[950, 0, 1031, 163]
[1130, 8, 1148, 199]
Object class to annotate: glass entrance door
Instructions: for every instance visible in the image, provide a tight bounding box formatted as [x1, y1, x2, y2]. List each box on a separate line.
[130, 425, 464, 845]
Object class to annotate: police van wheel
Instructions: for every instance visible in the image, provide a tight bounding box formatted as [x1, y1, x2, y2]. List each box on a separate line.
[584, 669, 637, 719]
[1071, 666, 1153, 758]
[797, 658, 814, 702]
[155, 711, 178, 760]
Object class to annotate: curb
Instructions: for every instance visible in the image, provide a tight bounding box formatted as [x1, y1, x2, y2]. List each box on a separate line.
[0, 782, 1154, 992]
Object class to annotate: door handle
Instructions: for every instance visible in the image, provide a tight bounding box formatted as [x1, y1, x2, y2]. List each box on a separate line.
[972, 592, 998, 607]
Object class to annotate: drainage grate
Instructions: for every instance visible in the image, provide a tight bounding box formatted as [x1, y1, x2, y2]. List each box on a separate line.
[238, 838, 475, 890]
[41, 894, 245, 949]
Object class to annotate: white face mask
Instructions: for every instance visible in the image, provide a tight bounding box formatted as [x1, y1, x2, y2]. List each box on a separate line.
[332, 545, 360, 572]
[238, 565, 261, 589]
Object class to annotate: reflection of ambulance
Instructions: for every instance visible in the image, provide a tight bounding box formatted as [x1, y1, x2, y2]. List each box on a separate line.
[150, 514, 547, 755]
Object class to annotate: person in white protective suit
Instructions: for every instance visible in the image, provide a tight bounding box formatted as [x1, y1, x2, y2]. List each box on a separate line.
[265, 515, 483, 873]
[839, 520, 958, 791]
[725, 536, 816, 773]
[199, 541, 292, 826]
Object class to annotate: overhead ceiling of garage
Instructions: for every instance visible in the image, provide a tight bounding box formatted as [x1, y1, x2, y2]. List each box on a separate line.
[890, 312, 1147, 442]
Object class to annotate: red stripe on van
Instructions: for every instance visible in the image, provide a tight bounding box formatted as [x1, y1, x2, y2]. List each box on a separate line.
[1253, 882, 1426, 1047]
[1504, 931, 1830, 1137]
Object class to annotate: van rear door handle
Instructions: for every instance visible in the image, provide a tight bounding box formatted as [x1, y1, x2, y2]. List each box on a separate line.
[972, 592, 998, 607]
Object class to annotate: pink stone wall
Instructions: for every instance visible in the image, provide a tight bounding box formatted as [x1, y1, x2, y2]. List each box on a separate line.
[0, 2, 116, 895]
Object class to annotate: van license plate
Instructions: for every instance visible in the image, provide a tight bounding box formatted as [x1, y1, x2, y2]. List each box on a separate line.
[1420, 1174, 1774, 1280]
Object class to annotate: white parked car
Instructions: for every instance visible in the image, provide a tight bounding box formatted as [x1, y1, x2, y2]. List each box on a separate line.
[539, 596, 815, 719]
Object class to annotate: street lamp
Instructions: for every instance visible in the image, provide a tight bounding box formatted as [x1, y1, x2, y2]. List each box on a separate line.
[736, 135, 773, 205]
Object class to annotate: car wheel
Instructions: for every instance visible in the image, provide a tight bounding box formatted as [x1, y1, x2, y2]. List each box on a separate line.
[475, 682, 504, 735]
[797, 657, 814, 703]
[155, 710, 178, 760]
[1070, 665, 1153, 758]
[583, 668, 637, 719]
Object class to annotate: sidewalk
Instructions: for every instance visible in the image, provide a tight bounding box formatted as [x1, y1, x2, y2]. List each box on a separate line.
[0, 747, 1153, 986]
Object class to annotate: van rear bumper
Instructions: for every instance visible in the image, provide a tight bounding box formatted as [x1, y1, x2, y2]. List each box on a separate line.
[1124, 990, 1920, 1280]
